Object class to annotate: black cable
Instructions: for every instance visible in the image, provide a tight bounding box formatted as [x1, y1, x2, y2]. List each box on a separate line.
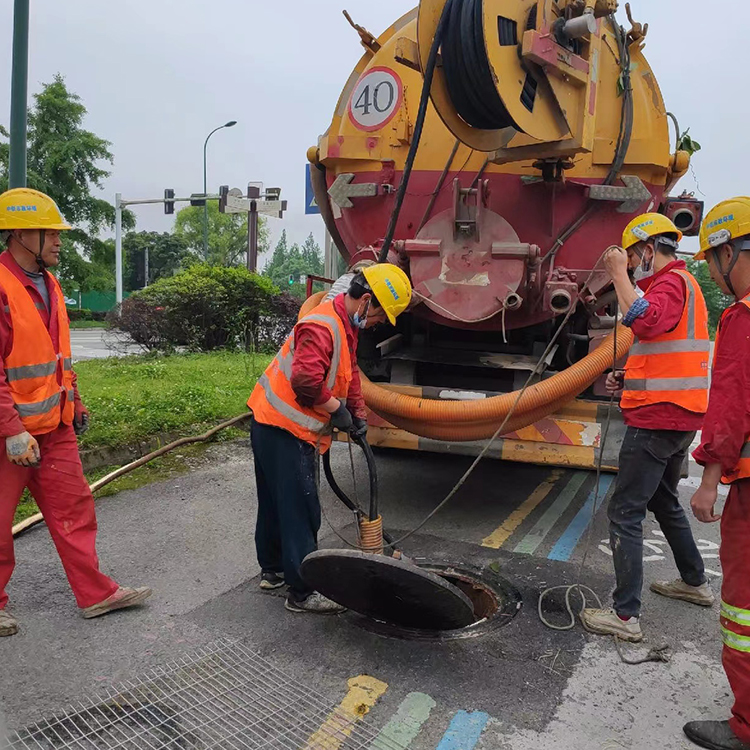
[378, 0, 454, 263]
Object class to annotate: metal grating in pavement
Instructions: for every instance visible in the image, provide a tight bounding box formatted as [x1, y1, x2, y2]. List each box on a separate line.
[2, 639, 407, 750]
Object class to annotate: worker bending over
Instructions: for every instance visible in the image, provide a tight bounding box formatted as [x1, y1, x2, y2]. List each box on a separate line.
[581, 213, 712, 643]
[0, 189, 151, 637]
[247, 264, 412, 614]
[684, 198, 750, 750]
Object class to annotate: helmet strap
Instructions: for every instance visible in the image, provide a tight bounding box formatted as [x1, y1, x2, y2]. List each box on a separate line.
[12, 229, 47, 271]
[714, 242, 743, 298]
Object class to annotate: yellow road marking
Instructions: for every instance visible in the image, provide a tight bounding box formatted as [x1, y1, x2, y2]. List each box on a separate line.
[304, 675, 388, 749]
[481, 470, 563, 549]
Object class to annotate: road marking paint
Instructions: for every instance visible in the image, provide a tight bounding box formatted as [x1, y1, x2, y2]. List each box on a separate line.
[435, 710, 490, 750]
[305, 675, 388, 749]
[513, 471, 588, 555]
[368, 692, 436, 749]
[481, 470, 563, 549]
[548, 473, 616, 561]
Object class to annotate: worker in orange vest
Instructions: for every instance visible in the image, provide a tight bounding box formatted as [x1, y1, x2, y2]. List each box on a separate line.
[0, 188, 151, 637]
[247, 264, 412, 614]
[685, 198, 750, 750]
[581, 213, 712, 643]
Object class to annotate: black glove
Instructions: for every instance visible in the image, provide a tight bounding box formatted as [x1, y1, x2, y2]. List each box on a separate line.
[330, 401, 354, 432]
[350, 417, 368, 441]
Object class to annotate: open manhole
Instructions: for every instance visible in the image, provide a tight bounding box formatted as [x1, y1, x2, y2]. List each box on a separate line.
[301, 551, 522, 642]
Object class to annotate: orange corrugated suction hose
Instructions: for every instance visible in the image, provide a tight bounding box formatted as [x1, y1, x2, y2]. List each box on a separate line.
[297, 291, 632, 442]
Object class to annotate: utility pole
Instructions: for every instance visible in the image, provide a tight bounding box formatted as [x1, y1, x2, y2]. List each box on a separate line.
[144, 244, 149, 287]
[247, 184, 260, 273]
[9, 0, 30, 188]
[115, 193, 123, 305]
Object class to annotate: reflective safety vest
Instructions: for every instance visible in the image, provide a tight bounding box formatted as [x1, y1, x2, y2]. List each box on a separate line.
[0, 265, 75, 435]
[621, 269, 710, 414]
[716, 293, 750, 484]
[247, 299, 353, 452]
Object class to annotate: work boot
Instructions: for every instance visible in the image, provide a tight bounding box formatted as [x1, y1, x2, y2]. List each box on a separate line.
[285, 591, 346, 615]
[259, 571, 285, 590]
[0, 609, 18, 637]
[81, 586, 153, 620]
[650, 579, 715, 607]
[580, 608, 643, 642]
[684, 720, 750, 749]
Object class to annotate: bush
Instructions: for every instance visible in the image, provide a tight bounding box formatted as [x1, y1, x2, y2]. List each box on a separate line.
[68, 308, 109, 322]
[112, 264, 300, 353]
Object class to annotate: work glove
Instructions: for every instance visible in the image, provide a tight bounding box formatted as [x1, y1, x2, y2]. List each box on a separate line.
[74, 404, 90, 436]
[5, 431, 41, 468]
[350, 417, 368, 441]
[605, 370, 625, 397]
[330, 401, 354, 433]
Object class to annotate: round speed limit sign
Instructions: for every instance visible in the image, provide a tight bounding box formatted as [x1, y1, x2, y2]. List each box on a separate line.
[348, 67, 403, 132]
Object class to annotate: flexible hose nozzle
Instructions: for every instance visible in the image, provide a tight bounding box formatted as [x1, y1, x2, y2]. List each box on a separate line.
[359, 516, 384, 555]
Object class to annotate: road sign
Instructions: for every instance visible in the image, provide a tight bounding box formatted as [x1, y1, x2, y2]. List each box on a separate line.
[328, 173, 378, 209]
[225, 194, 287, 218]
[305, 164, 320, 215]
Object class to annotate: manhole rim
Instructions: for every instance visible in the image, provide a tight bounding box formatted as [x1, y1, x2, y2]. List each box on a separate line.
[345, 558, 522, 641]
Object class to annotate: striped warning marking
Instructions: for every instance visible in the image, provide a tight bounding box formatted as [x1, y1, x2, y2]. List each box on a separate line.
[368, 692, 436, 749]
[548, 473, 616, 561]
[435, 711, 491, 750]
[513, 471, 589, 556]
[305, 675, 388, 749]
[481, 469, 563, 549]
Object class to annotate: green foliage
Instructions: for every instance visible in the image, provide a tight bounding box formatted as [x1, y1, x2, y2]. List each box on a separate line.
[114, 263, 297, 353]
[123, 231, 190, 290]
[73, 351, 272, 449]
[0, 75, 134, 293]
[263, 231, 325, 299]
[687, 259, 733, 337]
[174, 202, 268, 267]
[677, 129, 702, 156]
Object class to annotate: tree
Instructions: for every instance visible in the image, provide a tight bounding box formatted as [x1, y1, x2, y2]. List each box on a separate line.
[0, 75, 134, 293]
[686, 259, 733, 337]
[123, 231, 190, 291]
[263, 231, 324, 299]
[173, 202, 268, 267]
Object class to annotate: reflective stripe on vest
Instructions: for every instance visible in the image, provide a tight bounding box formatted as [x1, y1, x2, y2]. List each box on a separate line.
[720, 295, 750, 483]
[0, 264, 75, 434]
[621, 269, 710, 412]
[247, 299, 353, 451]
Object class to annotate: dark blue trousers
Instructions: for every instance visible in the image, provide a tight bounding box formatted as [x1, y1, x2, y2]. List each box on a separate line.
[250, 419, 320, 597]
[608, 426, 706, 618]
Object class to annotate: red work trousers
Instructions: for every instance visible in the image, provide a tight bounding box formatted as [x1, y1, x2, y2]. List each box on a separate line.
[720, 478, 750, 745]
[0, 424, 118, 610]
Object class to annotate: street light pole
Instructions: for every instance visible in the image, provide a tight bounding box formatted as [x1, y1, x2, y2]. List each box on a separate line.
[9, 0, 30, 189]
[202, 120, 237, 259]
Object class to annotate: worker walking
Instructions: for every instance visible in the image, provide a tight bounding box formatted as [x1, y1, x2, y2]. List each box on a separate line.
[685, 198, 750, 750]
[581, 213, 713, 643]
[247, 265, 411, 614]
[0, 188, 151, 637]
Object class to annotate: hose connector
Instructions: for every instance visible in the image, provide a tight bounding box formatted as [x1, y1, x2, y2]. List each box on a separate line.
[359, 516, 384, 555]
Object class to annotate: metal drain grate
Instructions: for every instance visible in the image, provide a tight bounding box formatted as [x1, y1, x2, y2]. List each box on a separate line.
[2, 639, 407, 750]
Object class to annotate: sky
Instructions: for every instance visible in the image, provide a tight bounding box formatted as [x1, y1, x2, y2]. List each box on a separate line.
[1, 0, 747, 260]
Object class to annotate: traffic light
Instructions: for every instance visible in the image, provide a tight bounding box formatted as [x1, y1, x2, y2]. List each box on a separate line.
[190, 193, 206, 207]
[164, 189, 175, 215]
[288, 274, 295, 286]
[218, 185, 229, 214]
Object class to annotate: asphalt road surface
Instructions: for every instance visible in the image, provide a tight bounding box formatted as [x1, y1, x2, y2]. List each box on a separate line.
[70, 329, 142, 360]
[0, 437, 727, 749]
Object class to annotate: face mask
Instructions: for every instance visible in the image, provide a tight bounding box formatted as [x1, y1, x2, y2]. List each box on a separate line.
[352, 299, 370, 330]
[632, 249, 654, 282]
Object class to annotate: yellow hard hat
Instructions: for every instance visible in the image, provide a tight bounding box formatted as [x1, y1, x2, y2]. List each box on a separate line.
[696, 197, 750, 260]
[362, 263, 412, 325]
[0, 188, 71, 231]
[622, 213, 682, 251]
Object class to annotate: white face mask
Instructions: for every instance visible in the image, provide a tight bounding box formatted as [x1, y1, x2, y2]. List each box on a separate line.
[633, 248, 654, 282]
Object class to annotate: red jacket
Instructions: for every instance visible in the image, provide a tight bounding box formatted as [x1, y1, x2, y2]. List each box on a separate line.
[0, 250, 82, 438]
[290, 293, 367, 420]
[693, 298, 750, 476]
[622, 259, 704, 432]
